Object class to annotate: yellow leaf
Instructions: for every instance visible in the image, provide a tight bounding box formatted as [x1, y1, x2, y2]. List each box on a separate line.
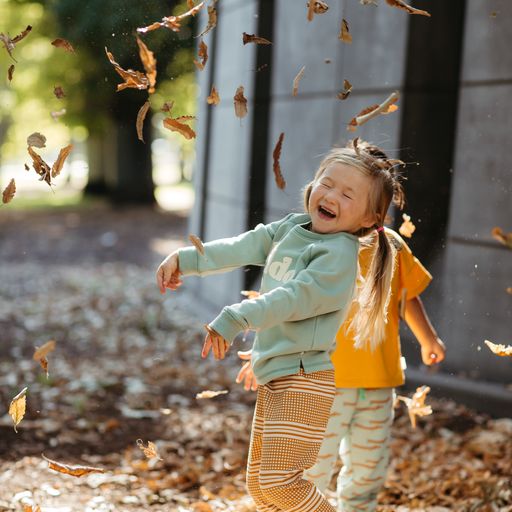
[397, 385, 432, 428]
[136, 439, 163, 460]
[484, 339, 512, 357]
[339, 19, 352, 44]
[399, 213, 416, 238]
[207, 85, 220, 105]
[42, 454, 105, 477]
[9, 387, 27, 432]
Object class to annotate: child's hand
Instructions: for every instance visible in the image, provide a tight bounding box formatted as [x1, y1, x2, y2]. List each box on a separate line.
[156, 251, 182, 294]
[421, 337, 446, 365]
[235, 350, 258, 391]
[202, 325, 230, 360]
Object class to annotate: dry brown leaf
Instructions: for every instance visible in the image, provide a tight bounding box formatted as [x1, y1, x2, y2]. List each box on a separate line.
[207, 85, 220, 105]
[27, 146, 52, 186]
[242, 33, 272, 45]
[33, 340, 56, 361]
[491, 227, 512, 249]
[348, 90, 399, 131]
[7, 64, 14, 83]
[161, 101, 174, 113]
[136, 101, 151, 143]
[42, 455, 105, 477]
[51, 144, 73, 179]
[105, 47, 149, 92]
[189, 234, 205, 255]
[2, 179, 16, 204]
[9, 387, 27, 432]
[50, 108, 67, 121]
[399, 213, 416, 238]
[0, 25, 32, 60]
[24, 163, 29, 171]
[337, 79, 352, 100]
[54, 86, 66, 99]
[137, 2, 205, 33]
[484, 340, 512, 357]
[233, 86, 248, 119]
[307, 1, 329, 21]
[196, 390, 228, 399]
[51, 38, 75, 53]
[397, 385, 432, 428]
[193, 40, 208, 71]
[339, 19, 352, 44]
[198, 2, 218, 38]
[292, 65, 305, 97]
[272, 132, 286, 190]
[241, 290, 260, 299]
[136, 439, 163, 460]
[163, 116, 196, 140]
[136, 36, 157, 94]
[385, 0, 431, 17]
[27, 132, 47, 148]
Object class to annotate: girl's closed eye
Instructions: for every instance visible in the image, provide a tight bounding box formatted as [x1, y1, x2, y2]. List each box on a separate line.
[343, 193, 353, 200]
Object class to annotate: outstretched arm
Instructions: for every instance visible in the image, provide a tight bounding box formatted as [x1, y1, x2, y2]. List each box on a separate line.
[404, 295, 446, 365]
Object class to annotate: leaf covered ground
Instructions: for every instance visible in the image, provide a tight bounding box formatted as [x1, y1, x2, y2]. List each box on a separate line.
[0, 206, 510, 512]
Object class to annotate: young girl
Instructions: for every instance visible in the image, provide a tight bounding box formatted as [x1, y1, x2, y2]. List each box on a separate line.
[156, 139, 404, 512]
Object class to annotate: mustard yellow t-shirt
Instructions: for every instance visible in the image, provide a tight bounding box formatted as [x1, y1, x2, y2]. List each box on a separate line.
[331, 228, 432, 388]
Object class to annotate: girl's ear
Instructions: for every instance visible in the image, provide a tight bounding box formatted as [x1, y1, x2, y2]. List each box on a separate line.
[361, 213, 377, 229]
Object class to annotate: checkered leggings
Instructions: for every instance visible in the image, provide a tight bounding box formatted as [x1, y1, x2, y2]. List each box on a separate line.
[246, 368, 337, 512]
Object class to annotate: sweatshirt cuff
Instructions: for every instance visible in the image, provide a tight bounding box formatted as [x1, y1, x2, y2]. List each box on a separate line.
[177, 247, 199, 275]
[209, 307, 246, 344]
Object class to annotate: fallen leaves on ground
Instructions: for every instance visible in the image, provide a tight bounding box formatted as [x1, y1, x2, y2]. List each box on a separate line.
[51, 38, 75, 53]
[491, 226, 512, 249]
[292, 65, 305, 97]
[163, 115, 196, 140]
[348, 90, 399, 131]
[272, 132, 286, 190]
[193, 40, 208, 71]
[9, 387, 28, 432]
[397, 386, 432, 428]
[242, 33, 272, 45]
[399, 213, 416, 238]
[137, 2, 205, 34]
[136, 101, 151, 142]
[42, 455, 105, 477]
[136, 439, 163, 460]
[385, 0, 431, 17]
[339, 19, 352, 44]
[196, 390, 229, 399]
[27, 132, 47, 149]
[484, 339, 512, 357]
[2, 179, 16, 204]
[337, 79, 352, 100]
[207, 85, 220, 105]
[0, 25, 32, 60]
[234, 86, 248, 119]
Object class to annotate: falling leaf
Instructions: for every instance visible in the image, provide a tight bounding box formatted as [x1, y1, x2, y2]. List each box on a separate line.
[385, 0, 431, 17]
[242, 33, 272, 45]
[136, 439, 163, 460]
[33, 340, 56, 376]
[506, 287, 512, 295]
[50, 108, 67, 121]
[0, 25, 32, 61]
[2, 179, 16, 204]
[54, 86, 66, 99]
[491, 227, 512, 250]
[292, 65, 305, 97]
[198, 2, 218, 38]
[52, 144, 73, 179]
[272, 132, 286, 190]
[337, 79, 352, 100]
[9, 387, 27, 432]
[51, 38, 75, 53]
[490, 11, 498, 18]
[136, 101, 151, 142]
[207, 85, 220, 105]
[24, 163, 29, 171]
[339, 19, 352, 44]
[136, 36, 157, 94]
[233, 86, 248, 119]
[137, 1, 205, 34]
[484, 340, 512, 357]
[161, 101, 174, 113]
[397, 385, 432, 428]
[193, 40, 208, 71]
[324, 58, 332, 63]
[27, 132, 47, 148]
[189, 234, 205, 255]
[105, 47, 149, 92]
[399, 213, 416, 238]
[196, 390, 228, 399]
[7, 64, 14, 83]
[348, 90, 399, 131]
[163, 116, 196, 140]
[241, 290, 260, 299]
[27, 146, 52, 186]
[42, 455, 105, 477]
[23, 506, 41, 512]
[307, 0, 329, 21]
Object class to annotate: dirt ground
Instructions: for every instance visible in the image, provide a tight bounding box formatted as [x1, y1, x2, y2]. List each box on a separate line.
[0, 203, 510, 512]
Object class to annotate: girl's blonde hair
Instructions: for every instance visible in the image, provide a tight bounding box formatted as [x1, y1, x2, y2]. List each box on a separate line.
[303, 138, 405, 350]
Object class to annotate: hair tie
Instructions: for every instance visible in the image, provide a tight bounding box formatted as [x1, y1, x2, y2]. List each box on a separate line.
[376, 226, 384, 233]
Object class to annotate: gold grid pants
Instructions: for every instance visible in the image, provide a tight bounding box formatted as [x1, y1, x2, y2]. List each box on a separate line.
[246, 368, 337, 512]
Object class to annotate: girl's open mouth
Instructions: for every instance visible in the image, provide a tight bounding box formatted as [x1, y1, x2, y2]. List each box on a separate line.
[318, 205, 336, 219]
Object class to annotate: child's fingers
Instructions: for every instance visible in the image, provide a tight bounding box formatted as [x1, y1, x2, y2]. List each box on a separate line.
[251, 378, 258, 391]
[237, 350, 252, 361]
[156, 268, 166, 294]
[236, 363, 249, 384]
[201, 334, 212, 359]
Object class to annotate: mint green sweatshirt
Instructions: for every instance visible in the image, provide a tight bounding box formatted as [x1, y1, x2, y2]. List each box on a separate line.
[178, 213, 359, 385]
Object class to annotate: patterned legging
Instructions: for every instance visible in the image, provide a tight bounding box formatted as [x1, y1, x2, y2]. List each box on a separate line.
[246, 368, 337, 512]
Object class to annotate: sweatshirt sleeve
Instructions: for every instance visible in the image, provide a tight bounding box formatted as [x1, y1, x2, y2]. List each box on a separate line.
[209, 241, 357, 342]
[178, 215, 292, 277]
